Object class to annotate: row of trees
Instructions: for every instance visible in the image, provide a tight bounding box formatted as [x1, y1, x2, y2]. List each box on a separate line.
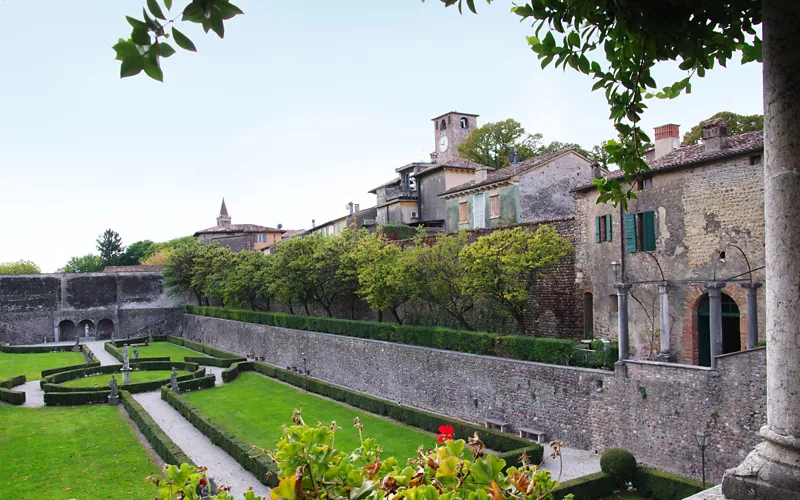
[61, 231, 193, 273]
[164, 225, 571, 334]
[0, 260, 41, 274]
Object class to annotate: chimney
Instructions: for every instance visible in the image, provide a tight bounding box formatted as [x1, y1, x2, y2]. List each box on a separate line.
[312, 219, 315, 228]
[354, 204, 360, 213]
[654, 124, 680, 160]
[591, 162, 603, 179]
[430, 152, 439, 164]
[347, 202, 354, 215]
[475, 165, 489, 183]
[701, 118, 729, 153]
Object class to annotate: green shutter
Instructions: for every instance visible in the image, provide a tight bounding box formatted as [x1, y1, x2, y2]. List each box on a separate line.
[595, 216, 601, 243]
[643, 211, 656, 251]
[624, 213, 637, 253]
[606, 214, 613, 241]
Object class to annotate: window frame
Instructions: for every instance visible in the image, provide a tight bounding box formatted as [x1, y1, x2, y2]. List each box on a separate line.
[458, 201, 468, 224]
[489, 195, 500, 219]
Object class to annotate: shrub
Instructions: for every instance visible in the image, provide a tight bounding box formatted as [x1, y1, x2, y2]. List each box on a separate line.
[44, 390, 111, 406]
[175, 374, 216, 392]
[41, 362, 101, 378]
[633, 467, 704, 500]
[0, 374, 26, 405]
[600, 448, 638, 485]
[120, 391, 194, 467]
[552, 471, 616, 499]
[0, 344, 74, 354]
[0, 374, 25, 389]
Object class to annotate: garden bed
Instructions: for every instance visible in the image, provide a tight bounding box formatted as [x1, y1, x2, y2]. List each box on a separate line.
[0, 350, 86, 381]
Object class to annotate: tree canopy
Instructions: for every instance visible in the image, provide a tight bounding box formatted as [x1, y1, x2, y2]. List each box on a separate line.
[681, 111, 763, 146]
[96, 229, 125, 266]
[0, 260, 41, 275]
[62, 254, 105, 273]
[457, 119, 544, 168]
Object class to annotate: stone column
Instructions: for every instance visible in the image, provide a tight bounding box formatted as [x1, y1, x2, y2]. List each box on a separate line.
[705, 282, 726, 370]
[658, 282, 671, 361]
[615, 283, 632, 361]
[723, 1, 800, 497]
[741, 282, 762, 350]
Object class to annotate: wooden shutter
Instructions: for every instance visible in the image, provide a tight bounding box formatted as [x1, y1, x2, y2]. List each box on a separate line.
[595, 216, 601, 243]
[624, 213, 637, 253]
[643, 211, 656, 251]
[606, 215, 613, 241]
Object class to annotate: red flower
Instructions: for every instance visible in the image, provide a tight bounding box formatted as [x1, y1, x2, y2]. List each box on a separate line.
[437, 424, 455, 443]
[200, 477, 208, 488]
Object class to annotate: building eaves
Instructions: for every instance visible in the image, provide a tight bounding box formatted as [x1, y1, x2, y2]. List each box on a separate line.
[431, 111, 480, 121]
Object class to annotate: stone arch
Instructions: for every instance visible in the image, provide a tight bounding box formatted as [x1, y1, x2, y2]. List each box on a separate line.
[460, 117, 469, 129]
[440, 119, 447, 131]
[58, 320, 76, 341]
[77, 319, 95, 338]
[97, 319, 114, 340]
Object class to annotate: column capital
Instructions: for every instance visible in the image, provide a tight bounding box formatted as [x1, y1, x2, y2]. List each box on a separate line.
[614, 283, 633, 293]
[740, 281, 763, 290]
[704, 281, 727, 294]
[658, 281, 670, 293]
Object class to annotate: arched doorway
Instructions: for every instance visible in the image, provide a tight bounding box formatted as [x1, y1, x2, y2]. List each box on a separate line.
[97, 319, 114, 340]
[697, 293, 741, 366]
[77, 319, 95, 339]
[583, 292, 594, 338]
[58, 320, 76, 341]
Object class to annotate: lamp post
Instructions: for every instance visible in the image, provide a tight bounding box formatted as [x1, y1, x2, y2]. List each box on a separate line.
[611, 261, 621, 280]
[695, 430, 711, 489]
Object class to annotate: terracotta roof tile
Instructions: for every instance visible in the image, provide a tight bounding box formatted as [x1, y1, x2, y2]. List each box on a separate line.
[193, 224, 284, 236]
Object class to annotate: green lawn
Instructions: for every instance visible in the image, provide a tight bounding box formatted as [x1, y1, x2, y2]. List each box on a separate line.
[185, 372, 436, 462]
[130, 342, 206, 361]
[603, 493, 649, 499]
[0, 405, 159, 498]
[0, 351, 86, 381]
[59, 370, 191, 388]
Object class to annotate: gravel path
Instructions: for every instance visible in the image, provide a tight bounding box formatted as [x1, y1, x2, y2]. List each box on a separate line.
[18, 378, 45, 407]
[85, 340, 120, 366]
[133, 390, 271, 498]
[539, 443, 601, 482]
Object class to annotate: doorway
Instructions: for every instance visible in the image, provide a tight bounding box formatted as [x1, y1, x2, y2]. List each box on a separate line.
[697, 293, 741, 366]
[583, 292, 594, 338]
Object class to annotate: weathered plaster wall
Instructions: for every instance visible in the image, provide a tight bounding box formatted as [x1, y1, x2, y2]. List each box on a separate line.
[186, 314, 766, 483]
[0, 272, 186, 343]
[519, 152, 595, 223]
[419, 173, 445, 221]
[575, 154, 766, 363]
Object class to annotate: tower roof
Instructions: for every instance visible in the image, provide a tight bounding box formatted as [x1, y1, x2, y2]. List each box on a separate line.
[219, 198, 229, 216]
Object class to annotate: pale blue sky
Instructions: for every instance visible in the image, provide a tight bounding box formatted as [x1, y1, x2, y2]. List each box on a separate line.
[0, 1, 763, 272]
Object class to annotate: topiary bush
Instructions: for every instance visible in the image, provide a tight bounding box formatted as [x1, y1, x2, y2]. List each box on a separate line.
[600, 448, 638, 485]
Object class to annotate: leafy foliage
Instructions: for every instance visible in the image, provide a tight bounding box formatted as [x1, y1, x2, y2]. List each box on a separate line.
[122, 239, 156, 265]
[457, 119, 545, 168]
[96, 229, 126, 266]
[62, 254, 105, 273]
[116, 0, 244, 82]
[681, 111, 763, 145]
[0, 260, 41, 275]
[600, 448, 637, 486]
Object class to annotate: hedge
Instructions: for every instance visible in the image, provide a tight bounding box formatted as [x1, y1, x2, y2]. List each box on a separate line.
[0, 344, 75, 353]
[175, 374, 217, 392]
[633, 467, 704, 500]
[41, 362, 101, 378]
[166, 335, 246, 363]
[552, 471, 616, 499]
[41, 362, 203, 394]
[161, 387, 278, 486]
[44, 390, 111, 406]
[119, 390, 195, 467]
[0, 375, 26, 405]
[186, 306, 614, 369]
[104, 342, 170, 364]
[222, 361, 543, 465]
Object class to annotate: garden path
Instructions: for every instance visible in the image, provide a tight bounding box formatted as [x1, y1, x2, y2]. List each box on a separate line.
[85, 340, 120, 366]
[539, 443, 601, 482]
[18, 378, 45, 408]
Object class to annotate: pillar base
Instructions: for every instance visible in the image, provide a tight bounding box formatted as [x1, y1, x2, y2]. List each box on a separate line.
[722, 436, 800, 500]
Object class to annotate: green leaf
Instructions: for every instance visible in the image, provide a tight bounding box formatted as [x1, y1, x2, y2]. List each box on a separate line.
[350, 480, 375, 500]
[120, 55, 145, 78]
[470, 455, 506, 484]
[159, 42, 176, 58]
[209, 8, 225, 38]
[143, 51, 163, 82]
[172, 27, 197, 51]
[113, 40, 140, 58]
[543, 31, 556, 48]
[126, 16, 148, 30]
[164, 0, 172, 9]
[568, 31, 580, 47]
[131, 28, 151, 46]
[218, 2, 244, 20]
[147, 0, 166, 20]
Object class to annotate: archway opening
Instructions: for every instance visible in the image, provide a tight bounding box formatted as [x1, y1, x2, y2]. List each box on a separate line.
[697, 293, 741, 366]
[77, 319, 95, 339]
[583, 292, 594, 338]
[97, 319, 114, 340]
[58, 320, 76, 341]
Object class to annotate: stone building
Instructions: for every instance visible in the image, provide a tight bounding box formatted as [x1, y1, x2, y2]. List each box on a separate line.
[573, 121, 765, 365]
[194, 198, 286, 252]
[368, 112, 487, 227]
[307, 203, 378, 237]
[439, 149, 597, 232]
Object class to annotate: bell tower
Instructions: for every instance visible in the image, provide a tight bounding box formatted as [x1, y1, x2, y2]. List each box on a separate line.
[217, 198, 231, 226]
[431, 111, 479, 162]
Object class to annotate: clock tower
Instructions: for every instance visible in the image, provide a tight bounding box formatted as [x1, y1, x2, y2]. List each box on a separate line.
[431, 111, 479, 163]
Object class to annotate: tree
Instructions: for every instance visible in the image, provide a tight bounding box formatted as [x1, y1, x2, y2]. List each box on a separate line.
[681, 111, 764, 146]
[163, 239, 204, 303]
[0, 260, 41, 275]
[96, 229, 125, 266]
[116, 1, 243, 82]
[457, 119, 543, 168]
[536, 140, 591, 159]
[121, 240, 155, 265]
[62, 254, 105, 273]
[269, 236, 319, 315]
[460, 226, 571, 334]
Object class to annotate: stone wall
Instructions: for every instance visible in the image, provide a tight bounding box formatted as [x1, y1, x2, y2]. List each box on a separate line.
[0, 272, 186, 343]
[186, 314, 766, 483]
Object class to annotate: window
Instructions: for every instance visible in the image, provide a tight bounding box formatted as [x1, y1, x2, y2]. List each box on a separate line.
[441, 119, 447, 131]
[750, 155, 762, 165]
[473, 192, 486, 228]
[490, 195, 500, 218]
[460, 117, 469, 129]
[254, 234, 267, 243]
[637, 177, 652, 190]
[595, 214, 613, 243]
[459, 202, 468, 223]
[624, 211, 656, 252]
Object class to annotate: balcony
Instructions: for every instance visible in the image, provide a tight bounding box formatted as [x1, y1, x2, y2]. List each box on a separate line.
[384, 186, 419, 202]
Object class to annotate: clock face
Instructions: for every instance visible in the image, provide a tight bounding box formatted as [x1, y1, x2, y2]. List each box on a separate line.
[438, 135, 449, 152]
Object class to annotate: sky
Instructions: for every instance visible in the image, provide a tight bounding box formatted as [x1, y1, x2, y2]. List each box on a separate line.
[0, 1, 763, 273]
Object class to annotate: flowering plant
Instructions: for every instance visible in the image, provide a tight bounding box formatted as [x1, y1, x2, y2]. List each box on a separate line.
[437, 424, 455, 443]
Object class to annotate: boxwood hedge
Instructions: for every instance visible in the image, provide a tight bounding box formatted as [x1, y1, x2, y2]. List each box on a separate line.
[161, 387, 278, 486]
[221, 360, 543, 465]
[175, 374, 217, 392]
[0, 344, 74, 353]
[119, 390, 195, 467]
[40, 361, 203, 395]
[0, 374, 26, 405]
[41, 361, 101, 378]
[633, 467, 704, 500]
[186, 306, 613, 369]
[44, 390, 111, 406]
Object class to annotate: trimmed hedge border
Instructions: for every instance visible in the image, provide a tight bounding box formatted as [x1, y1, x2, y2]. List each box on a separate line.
[41, 361, 101, 378]
[161, 387, 277, 486]
[104, 342, 170, 364]
[552, 471, 616, 499]
[221, 361, 542, 466]
[0, 374, 26, 405]
[0, 343, 75, 354]
[120, 390, 195, 467]
[41, 362, 203, 394]
[166, 336, 247, 366]
[44, 390, 111, 406]
[186, 306, 616, 369]
[176, 374, 217, 392]
[552, 467, 704, 500]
